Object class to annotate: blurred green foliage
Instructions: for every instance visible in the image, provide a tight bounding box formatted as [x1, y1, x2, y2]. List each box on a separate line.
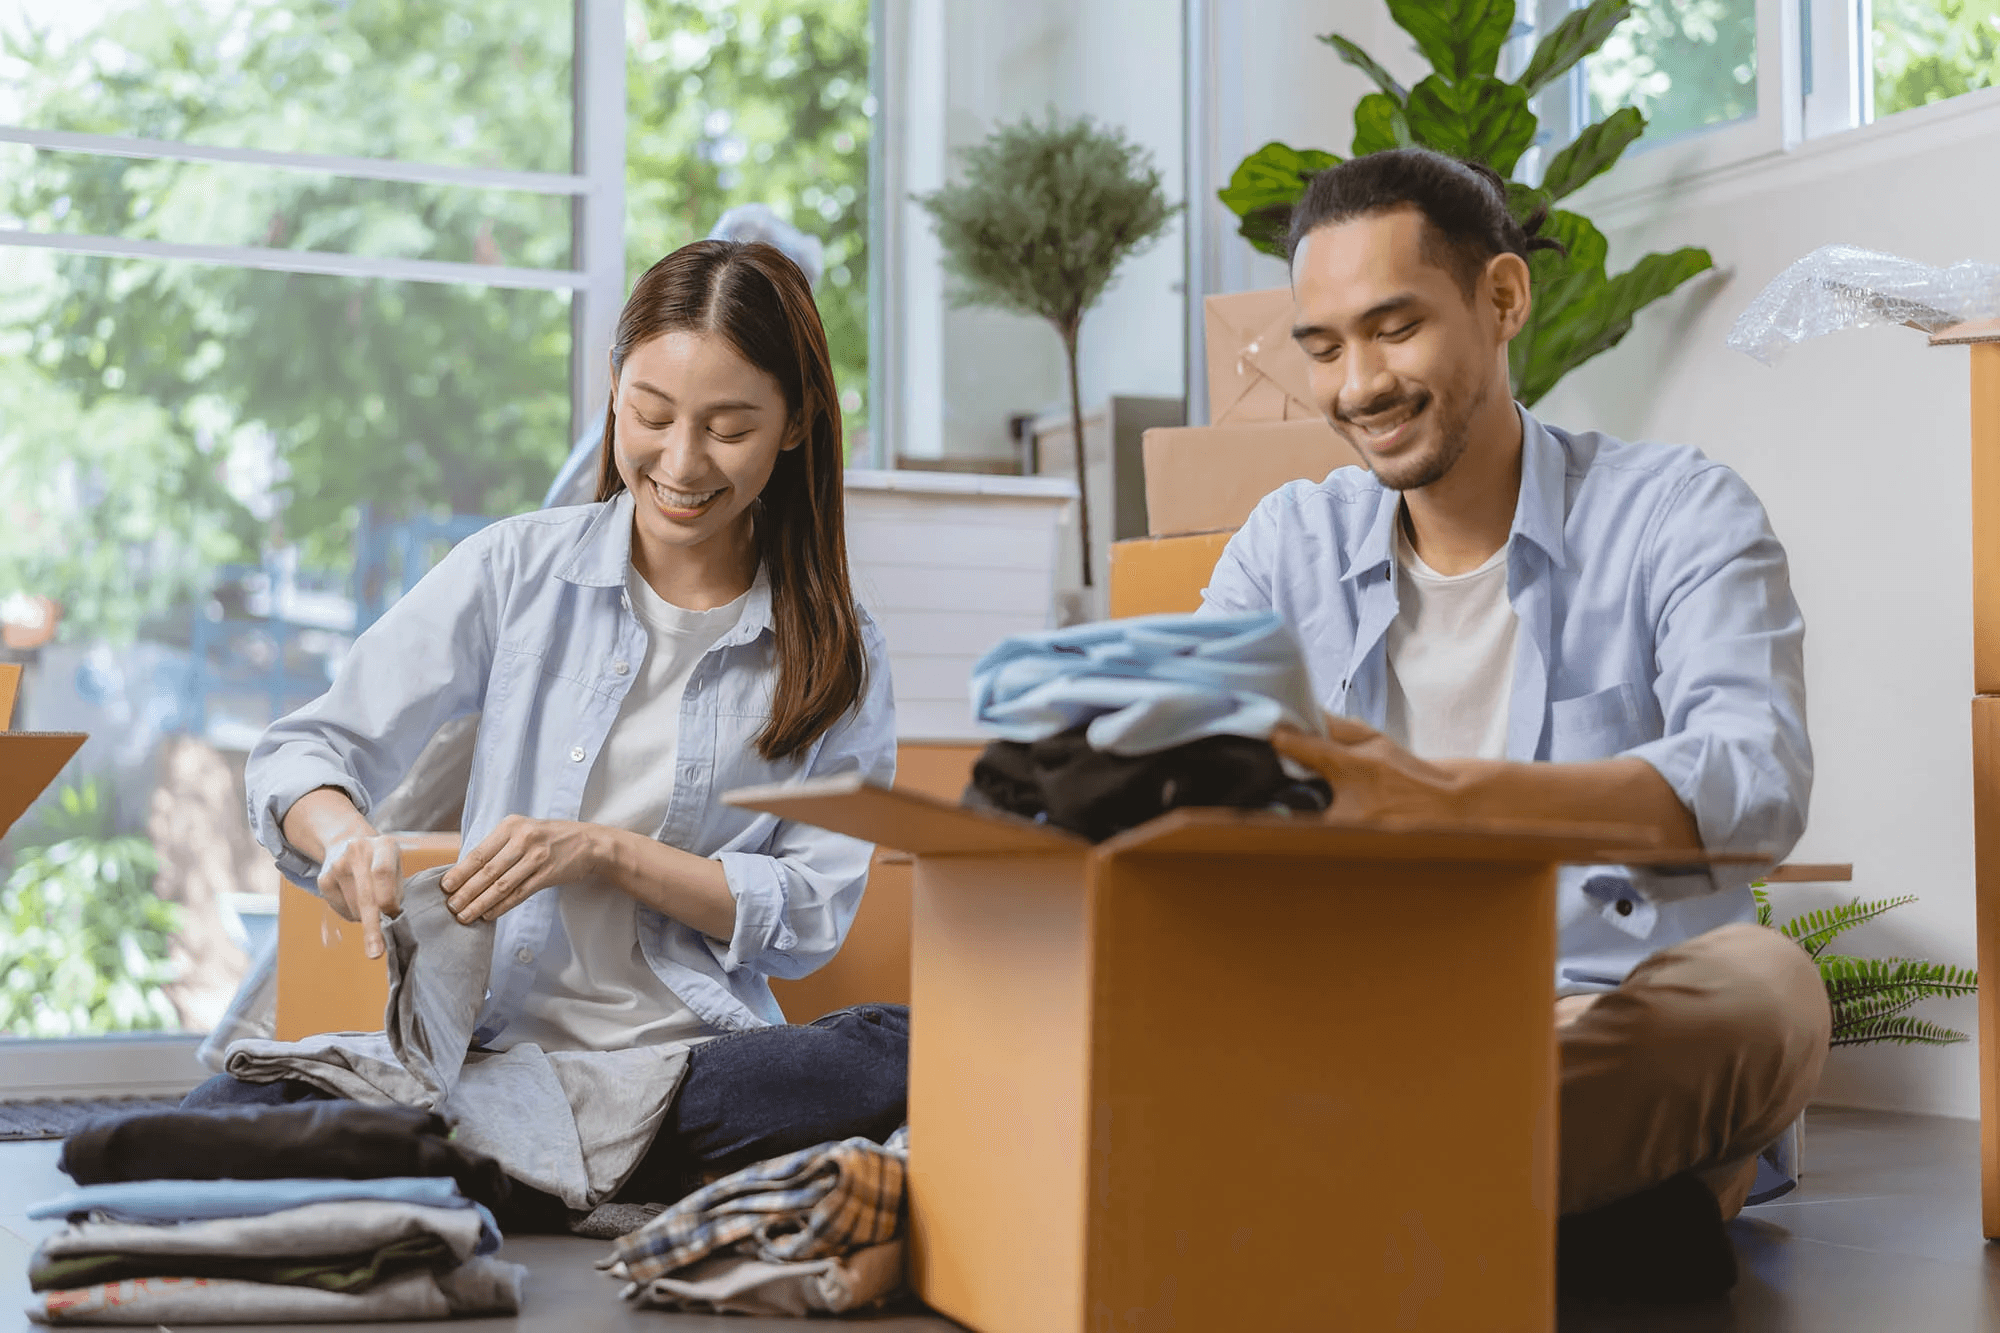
[0, 779, 181, 1037]
[1873, 0, 2000, 116]
[1585, 0, 1757, 142]
[626, 0, 872, 440]
[0, 0, 871, 642]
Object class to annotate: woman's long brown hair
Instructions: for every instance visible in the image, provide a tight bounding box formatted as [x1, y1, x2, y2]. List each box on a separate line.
[595, 240, 864, 761]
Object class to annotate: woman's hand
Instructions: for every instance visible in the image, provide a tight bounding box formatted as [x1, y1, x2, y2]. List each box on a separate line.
[442, 816, 605, 923]
[317, 831, 405, 961]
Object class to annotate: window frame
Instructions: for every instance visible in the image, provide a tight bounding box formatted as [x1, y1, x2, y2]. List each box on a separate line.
[1544, 0, 1802, 209]
[0, 0, 625, 1094]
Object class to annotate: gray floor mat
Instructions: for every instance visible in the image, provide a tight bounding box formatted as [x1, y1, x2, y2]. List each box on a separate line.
[0, 1096, 185, 1141]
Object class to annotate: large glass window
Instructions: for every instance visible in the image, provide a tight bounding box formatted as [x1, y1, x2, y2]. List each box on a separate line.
[624, 0, 873, 447]
[1585, 0, 1759, 144]
[0, 0, 874, 1045]
[1870, 0, 2000, 119]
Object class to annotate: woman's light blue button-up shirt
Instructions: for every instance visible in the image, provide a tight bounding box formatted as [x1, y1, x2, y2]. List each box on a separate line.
[246, 491, 898, 1040]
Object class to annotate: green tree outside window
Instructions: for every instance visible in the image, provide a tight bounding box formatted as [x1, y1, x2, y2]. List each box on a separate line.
[1873, 0, 2000, 117]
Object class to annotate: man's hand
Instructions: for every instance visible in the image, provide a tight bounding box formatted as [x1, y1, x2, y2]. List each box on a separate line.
[1271, 715, 1474, 824]
[1272, 714, 1698, 850]
[442, 816, 604, 924]
[318, 831, 405, 961]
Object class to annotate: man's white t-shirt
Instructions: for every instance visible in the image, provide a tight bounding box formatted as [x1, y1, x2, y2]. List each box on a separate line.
[1381, 517, 1518, 762]
[504, 565, 748, 1053]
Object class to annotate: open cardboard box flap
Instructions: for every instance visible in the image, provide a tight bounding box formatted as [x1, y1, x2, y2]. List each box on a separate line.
[726, 773, 1766, 868]
[0, 663, 88, 839]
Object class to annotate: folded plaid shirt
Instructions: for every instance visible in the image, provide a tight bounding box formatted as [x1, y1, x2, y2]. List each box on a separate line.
[606, 1127, 908, 1288]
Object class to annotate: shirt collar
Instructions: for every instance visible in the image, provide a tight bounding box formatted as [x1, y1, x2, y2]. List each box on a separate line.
[557, 488, 776, 641]
[558, 490, 637, 587]
[1339, 401, 1569, 582]
[1513, 404, 1570, 570]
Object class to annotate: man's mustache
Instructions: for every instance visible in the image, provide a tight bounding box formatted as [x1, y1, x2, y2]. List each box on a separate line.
[1334, 389, 1430, 427]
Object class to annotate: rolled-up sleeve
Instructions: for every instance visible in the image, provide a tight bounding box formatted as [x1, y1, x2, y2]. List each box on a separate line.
[246, 531, 502, 888]
[1623, 464, 1811, 900]
[708, 618, 898, 976]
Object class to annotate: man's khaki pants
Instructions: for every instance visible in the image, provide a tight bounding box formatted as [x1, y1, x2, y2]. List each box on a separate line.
[1558, 923, 1832, 1220]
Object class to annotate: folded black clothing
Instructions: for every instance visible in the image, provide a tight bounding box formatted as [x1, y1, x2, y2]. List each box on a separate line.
[965, 725, 1332, 842]
[59, 1102, 510, 1209]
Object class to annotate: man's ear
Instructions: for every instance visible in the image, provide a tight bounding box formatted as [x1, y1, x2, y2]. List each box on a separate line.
[1485, 251, 1533, 342]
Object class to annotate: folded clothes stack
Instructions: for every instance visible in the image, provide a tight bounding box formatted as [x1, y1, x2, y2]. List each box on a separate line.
[23, 1102, 526, 1325]
[966, 611, 1332, 840]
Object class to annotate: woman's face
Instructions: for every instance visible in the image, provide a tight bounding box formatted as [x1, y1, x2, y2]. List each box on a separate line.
[611, 329, 798, 559]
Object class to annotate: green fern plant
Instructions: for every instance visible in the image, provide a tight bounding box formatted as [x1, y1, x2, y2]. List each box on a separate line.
[1754, 887, 1978, 1048]
[1217, 0, 1713, 407]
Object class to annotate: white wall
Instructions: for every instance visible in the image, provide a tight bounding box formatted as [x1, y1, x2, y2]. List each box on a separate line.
[1189, 0, 1422, 348]
[910, 0, 1186, 461]
[1539, 102, 2000, 1120]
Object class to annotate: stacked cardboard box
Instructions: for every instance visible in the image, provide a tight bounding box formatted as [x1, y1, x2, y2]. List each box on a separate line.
[0, 662, 86, 841]
[1109, 288, 1359, 617]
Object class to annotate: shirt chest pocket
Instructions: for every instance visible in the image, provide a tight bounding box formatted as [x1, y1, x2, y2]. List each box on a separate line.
[1547, 681, 1647, 762]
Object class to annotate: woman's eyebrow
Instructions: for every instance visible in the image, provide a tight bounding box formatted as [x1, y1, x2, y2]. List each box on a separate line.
[629, 381, 765, 414]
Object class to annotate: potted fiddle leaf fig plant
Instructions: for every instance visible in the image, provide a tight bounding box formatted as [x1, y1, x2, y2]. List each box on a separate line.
[1218, 0, 1713, 406]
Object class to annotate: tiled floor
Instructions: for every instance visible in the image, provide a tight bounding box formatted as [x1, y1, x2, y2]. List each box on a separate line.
[1, 1106, 1994, 1330]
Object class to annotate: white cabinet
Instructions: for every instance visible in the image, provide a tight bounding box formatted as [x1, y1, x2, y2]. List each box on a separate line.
[843, 469, 1076, 740]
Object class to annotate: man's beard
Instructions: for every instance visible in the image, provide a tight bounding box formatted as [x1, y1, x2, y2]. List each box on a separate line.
[1341, 379, 1484, 493]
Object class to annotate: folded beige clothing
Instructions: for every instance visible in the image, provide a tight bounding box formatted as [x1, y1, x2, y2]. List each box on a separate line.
[32, 1199, 485, 1265]
[27, 1254, 526, 1324]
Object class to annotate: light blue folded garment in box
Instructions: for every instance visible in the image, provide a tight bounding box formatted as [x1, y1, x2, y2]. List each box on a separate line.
[969, 611, 1324, 755]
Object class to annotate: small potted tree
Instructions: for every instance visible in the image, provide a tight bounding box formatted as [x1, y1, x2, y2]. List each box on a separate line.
[917, 112, 1178, 593]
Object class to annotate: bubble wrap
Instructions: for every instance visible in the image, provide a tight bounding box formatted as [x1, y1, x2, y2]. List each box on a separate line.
[1727, 243, 2000, 364]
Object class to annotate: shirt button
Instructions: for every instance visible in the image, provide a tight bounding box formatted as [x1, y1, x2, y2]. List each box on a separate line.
[1615, 899, 1634, 917]
[612, 660, 629, 675]
[515, 947, 534, 964]
[569, 746, 586, 762]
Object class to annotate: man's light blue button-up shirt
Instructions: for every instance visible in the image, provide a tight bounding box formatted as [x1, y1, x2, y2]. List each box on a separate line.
[1202, 406, 1811, 993]
[246, 491, 898, 1039]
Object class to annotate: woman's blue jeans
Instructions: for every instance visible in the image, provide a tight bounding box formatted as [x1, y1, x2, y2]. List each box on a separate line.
[182, 1002, 910, 1230]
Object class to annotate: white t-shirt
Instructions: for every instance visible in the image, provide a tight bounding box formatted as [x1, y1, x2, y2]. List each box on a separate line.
[503, 565, 749, 1053]
[1381, 517, 1518, 762]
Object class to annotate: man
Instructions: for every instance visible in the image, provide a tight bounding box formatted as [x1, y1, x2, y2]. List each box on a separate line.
[1202, 147, 1828, 1302]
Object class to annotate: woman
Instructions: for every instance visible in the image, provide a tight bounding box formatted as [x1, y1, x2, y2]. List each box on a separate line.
[185, 241, 904, 1219]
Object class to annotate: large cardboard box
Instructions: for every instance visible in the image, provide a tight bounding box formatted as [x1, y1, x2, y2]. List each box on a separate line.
[0, 663, 86, 841]
[1141, 419, 1358, 538]
[1107, 530, 1233, 618]
[729, 773, 1682, 1333]
[1205, 287, 1318, 425]
[274, 833, 460, 1041]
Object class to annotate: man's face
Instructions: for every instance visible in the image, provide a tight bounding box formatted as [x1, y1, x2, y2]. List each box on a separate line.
[1290, 206, 1508, 492]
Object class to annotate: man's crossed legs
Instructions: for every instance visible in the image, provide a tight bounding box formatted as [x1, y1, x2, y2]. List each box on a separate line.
[1557, 922, 1831, 1300]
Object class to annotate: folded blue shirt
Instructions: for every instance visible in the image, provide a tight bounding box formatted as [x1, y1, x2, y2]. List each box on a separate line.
[969, 611, 1323, 755]
[28, 1177, 501, 1254]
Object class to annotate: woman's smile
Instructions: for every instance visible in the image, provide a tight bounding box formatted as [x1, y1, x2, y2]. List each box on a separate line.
[648, 477, 728, 517]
